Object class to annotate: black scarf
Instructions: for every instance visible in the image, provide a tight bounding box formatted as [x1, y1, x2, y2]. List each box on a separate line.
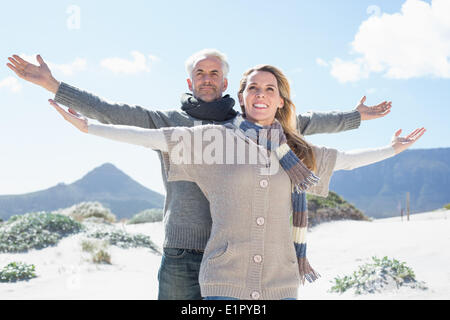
[180, 93, 238, 122]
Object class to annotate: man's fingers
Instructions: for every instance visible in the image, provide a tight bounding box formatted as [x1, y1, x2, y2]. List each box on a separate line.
[6, 63, 26, 78]
[36, 54, 46, 66]
[6, 63, 19, 73]
[359, 96, 366, 104]
[8, 57, 24, 70]
[380, 109, 391, 116]
[12, 54, 28, 65]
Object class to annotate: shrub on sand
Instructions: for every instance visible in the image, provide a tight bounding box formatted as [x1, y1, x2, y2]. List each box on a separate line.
[0, 212, 82, 253]
[127, 208, 163, 224]
[0, 262, 37, 282]
[330, 256, 427, 295]
[57, 201, 116, 223]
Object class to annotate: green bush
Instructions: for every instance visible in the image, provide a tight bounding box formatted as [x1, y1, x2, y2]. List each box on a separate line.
[307, 191, 370, 227]
[330, 256, 427, 295]
[0, 212, 83, 253]
[0, 262, 37, 282]
[56, 201, 116, 223]
[127, 208, 163, 224]
[86, 229, 160, 254]
[444, 203, 450, 210]
[80, 238, 112, 264]
[92, 249, 112, 265]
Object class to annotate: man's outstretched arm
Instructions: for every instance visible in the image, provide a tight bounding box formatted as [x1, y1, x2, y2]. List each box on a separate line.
[7, 54, 156, 129]
[298, 96, 392, 136]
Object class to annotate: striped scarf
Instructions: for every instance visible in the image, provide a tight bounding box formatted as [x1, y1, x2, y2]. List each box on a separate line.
[227, 115, 321, 284]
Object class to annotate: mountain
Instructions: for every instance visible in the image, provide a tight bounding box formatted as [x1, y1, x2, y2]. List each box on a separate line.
[330, 148, 450, 218]
[1, 148, 448, 221]
[0, 163, 164, 221]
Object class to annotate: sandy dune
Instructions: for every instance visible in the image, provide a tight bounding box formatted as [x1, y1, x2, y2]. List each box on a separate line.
[1, 210, 448, 300]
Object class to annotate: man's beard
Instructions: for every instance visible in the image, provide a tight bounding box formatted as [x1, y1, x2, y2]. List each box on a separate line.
[196, 85, 219, 101]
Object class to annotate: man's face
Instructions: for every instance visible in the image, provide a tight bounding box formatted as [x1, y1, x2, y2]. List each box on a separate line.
[187, 56, 228, 102]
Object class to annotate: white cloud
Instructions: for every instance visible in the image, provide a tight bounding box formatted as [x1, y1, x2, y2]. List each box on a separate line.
[330, 58, 370, 83]
[316, 58, 329, 67]
[49, 58, 87, 76]
[328, 0, 450, 83]
[100, 51, 159, 74]
[19, 54, 87, 76]
[0, 77, 22, 93]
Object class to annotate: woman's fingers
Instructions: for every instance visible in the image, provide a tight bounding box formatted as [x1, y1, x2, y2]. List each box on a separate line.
[68, 108, 80, 117]
[411, 128, 426, 141]
[404, 128, 426, 145]
[49, 99, 88, 133]
[406, 128, 425, 141]
[405, 128, 420, 140]
[49, 99, 68, 119]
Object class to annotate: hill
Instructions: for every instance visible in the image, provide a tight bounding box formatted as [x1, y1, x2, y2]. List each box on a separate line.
[0, 163, 164, 221]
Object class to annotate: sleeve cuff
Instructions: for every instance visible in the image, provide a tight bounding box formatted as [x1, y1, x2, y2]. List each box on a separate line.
[343, 110, 361, 131]
[54, 82, 82, 109]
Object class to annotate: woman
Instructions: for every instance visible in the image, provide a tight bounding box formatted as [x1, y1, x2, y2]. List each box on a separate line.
[49, 65, 425, 300]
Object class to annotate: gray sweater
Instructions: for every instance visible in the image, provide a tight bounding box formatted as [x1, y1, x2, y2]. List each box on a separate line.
[55, 82, 361, 250]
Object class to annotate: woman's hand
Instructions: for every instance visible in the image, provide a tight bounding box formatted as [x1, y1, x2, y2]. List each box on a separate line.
[49, 99, 88, 133]
[391, 128, 426, 154]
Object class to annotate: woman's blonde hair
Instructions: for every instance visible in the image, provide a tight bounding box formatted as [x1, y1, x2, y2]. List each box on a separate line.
[238, 65, 316, 171]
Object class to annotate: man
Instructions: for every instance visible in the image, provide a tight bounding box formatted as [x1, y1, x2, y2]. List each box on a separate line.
[7, 49, 391, 299]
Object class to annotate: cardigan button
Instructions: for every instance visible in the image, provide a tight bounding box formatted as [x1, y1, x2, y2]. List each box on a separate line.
[253, 255, 263, 263]
[251, 291, 260, 300]
[259, 179, 268, 188]
[256, 217, 265, 226]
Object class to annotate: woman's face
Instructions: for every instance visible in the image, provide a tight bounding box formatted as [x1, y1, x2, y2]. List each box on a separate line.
[239, 70, 284, 126]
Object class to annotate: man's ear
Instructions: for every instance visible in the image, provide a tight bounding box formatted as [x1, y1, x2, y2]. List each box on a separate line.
[187, 78, 193, 92]
[222, 78, 228, 92]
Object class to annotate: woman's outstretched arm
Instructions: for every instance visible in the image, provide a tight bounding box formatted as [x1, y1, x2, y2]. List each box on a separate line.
[49, 99, 168, 151]
[334, 128, 426, 171]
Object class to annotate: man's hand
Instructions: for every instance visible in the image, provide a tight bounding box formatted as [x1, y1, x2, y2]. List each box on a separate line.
[356, 96, 392, 121]
[7, 54, 60, 94]
[391, 128, 426, 154]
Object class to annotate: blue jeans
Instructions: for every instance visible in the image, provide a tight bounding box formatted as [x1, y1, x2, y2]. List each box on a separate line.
[158, 247, 204, 300]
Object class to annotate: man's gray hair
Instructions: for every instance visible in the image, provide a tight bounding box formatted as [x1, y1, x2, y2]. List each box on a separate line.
[185, 49, 229, 78]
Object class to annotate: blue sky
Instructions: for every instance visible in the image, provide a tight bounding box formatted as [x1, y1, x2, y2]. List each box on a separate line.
[1, 0, 449, 196]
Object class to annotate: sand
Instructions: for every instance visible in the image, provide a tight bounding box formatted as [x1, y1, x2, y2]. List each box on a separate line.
[1, 210, 449, 300]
